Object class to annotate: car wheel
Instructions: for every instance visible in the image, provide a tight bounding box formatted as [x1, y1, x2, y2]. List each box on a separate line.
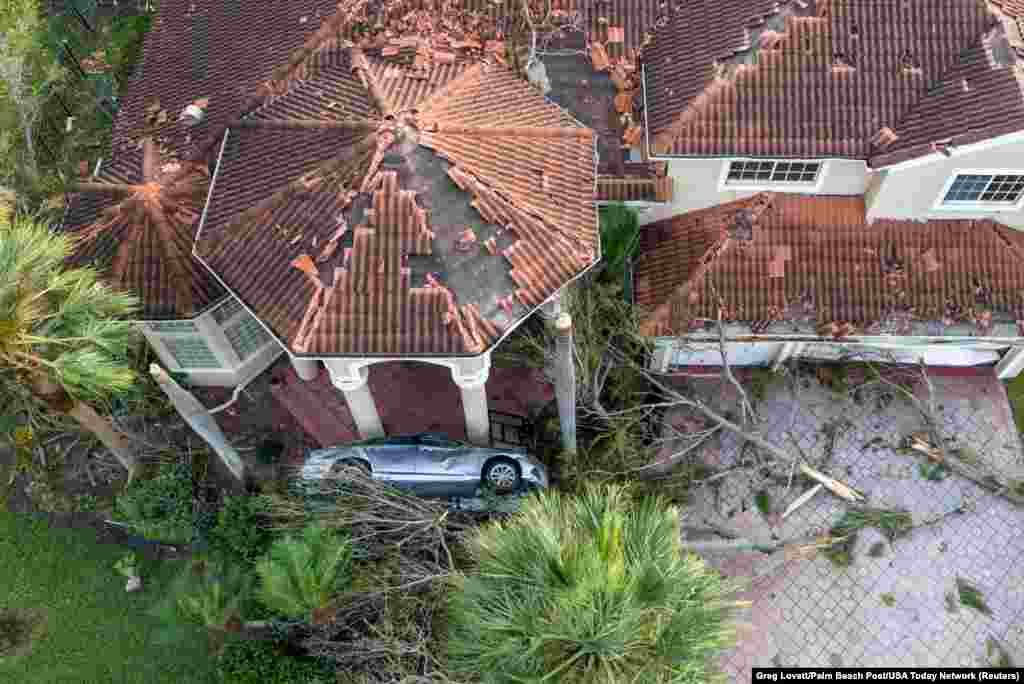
[482, 458, 520, 493]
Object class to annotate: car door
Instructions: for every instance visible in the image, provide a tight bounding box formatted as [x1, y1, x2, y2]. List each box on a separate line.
[411, 433, 480, 498]
[362, 436, 420, 490]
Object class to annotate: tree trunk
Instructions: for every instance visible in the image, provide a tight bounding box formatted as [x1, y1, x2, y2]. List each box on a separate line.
[67, 401, 138, 476]
[31, 376, 138, 477]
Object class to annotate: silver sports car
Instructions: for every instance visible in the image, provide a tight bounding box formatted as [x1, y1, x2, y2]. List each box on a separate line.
[299, 432, 548, 497]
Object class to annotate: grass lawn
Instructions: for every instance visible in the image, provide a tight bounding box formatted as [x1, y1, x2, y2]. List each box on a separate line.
[0, 510, 218, 683]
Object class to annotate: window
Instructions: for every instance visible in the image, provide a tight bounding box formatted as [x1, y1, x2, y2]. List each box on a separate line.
[418, 433, 463, 448]
[162, 336, 222, 369]
[940, 173, 1024, 207]
[224, 311, 272, 361]
[146, 320, 198, 334]
[211, 297, 244, 325]
[724, 160, 823, 187]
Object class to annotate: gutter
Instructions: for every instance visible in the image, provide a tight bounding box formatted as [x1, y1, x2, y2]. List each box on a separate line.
[652, 332, 1024, 346]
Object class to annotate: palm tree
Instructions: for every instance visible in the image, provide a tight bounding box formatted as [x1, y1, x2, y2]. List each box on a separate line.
[255, 523, 354, 626]
[0, 212, 141, 475]
[149, 555, 269, 654]
[447, 483, 741, 684]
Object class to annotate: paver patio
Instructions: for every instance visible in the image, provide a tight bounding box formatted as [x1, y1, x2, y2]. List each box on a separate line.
[662, 366, 1024, 679]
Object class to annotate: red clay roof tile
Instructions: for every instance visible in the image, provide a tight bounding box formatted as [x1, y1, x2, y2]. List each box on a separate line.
[644, 0, 1004, 160]
[636, 194, 1024, 337]
[62, 147, 224, 320]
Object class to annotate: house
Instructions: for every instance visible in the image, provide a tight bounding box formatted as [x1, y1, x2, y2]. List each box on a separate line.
[61, 0, 616, 445]
[629, 0, 1024, 378]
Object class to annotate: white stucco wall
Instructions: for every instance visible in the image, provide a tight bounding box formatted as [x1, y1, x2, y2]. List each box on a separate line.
[640, 157, 869, 225]
[655, 337, 1011, 372]
[868, 138, 1024, 229]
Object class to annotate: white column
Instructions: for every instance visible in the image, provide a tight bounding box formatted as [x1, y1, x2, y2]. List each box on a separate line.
[539, 292, 562, 320]
[290, 355, 321, 382]
[452, 354, 491, 446]
[329, 363, 384, 439]
[650, 343, 672, 373]
[996, 346, 1024, 379]
[554, 313, 577, 454]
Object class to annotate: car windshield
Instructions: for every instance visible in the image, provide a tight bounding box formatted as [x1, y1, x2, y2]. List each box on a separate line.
[417, 433, 464, 448]
[355, 436, 418, 446]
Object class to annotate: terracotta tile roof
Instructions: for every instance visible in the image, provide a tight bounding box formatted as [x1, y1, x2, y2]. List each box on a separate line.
[596, 176, 672, 202]
[61, 145, 225, 320]
[871, 24, 1024, 167]
[643, 0, 1005, 159]
[109, 0, 340, 160]
[635, 194, 1024, 337]
[196, 53, 597, 357]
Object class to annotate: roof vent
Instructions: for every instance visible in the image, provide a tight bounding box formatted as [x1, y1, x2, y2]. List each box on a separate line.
[850, 22, 859, 38]
[961, 77, 970, 92]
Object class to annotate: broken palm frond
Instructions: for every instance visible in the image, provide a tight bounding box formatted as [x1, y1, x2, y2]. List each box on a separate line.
[830, 507, 913, 541]
[902, 432, 1024, 507]
[956, 577, 992, 615]
[682, 531, 849, 560]
[986, 637, 1016, 669]
[781, 484, 823, 521]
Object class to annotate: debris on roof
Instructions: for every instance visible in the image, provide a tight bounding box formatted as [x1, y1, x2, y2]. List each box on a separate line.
[635, 194, 1024, 338]
[195, 45, 597, 356]
[643, 0, 1017, 161]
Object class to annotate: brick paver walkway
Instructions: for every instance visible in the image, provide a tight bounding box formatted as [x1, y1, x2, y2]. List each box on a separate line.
[662, 366, 1024, 679]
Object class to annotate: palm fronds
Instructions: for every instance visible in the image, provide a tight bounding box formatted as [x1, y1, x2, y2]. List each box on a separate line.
[255, 523, 354, 624]
[446, 482, 740, 684]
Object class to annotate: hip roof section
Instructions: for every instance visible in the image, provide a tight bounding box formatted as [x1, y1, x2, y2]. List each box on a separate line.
[196, 50, 598, 357]
[643, 0, 1022, 162]
[635, 194, 1024, 338]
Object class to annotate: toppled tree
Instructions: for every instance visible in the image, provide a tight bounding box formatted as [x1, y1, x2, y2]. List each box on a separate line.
[265, 467, 481, 681]
[0, 0, 65, 186]
[0, 212, 141, 478]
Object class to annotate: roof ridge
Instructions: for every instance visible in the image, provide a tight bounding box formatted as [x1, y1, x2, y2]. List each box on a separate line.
[420, 124, 592, 137]
[639, 193, 774, 336]
[414, 61, 488, 116]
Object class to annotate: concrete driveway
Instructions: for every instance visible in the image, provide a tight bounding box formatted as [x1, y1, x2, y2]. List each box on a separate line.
[660, 367, 1024, 679]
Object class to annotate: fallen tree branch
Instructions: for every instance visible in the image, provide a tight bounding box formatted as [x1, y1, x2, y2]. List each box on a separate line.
[610, 347, 864, 502]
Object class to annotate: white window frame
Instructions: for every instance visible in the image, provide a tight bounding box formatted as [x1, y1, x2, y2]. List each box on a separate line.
[932, 169, 1024, 212]
[718, 159, 828, 192]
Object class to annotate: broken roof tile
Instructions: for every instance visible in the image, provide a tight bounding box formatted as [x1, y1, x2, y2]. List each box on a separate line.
[644, 0, 1004, 160]
[636, 195, 1024, 336]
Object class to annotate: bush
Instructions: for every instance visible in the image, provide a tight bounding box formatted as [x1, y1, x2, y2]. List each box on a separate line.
[206, 494, 273, 566]
[216, 638, 335, 684]
[113, 460, 196, 544]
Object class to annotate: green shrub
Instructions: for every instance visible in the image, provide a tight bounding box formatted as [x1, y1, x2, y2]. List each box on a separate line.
[113, 460, 196, 544]
[216, 639, 334, 684]
[255, 524, 354, 623]
[206, 495, 273, 566]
